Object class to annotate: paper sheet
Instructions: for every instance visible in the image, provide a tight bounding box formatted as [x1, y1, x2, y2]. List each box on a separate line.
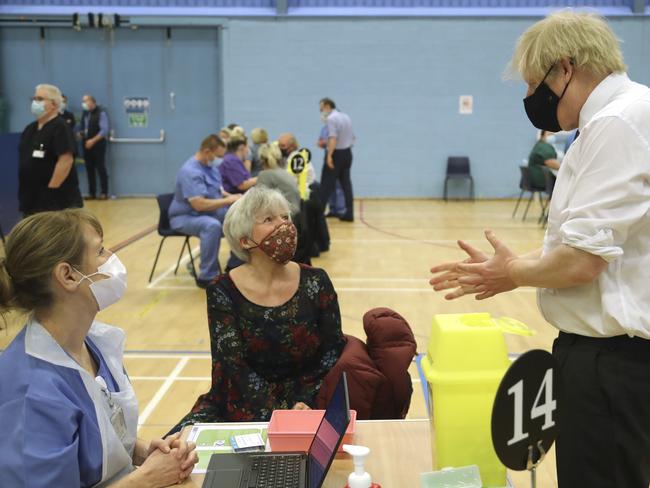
[187, 423, 269, 474]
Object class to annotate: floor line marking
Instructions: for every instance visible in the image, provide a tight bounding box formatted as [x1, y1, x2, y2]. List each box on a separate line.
[130, 375, 419, 383]
[131, 376, 211, 381]
[125, 353, 210, 359]
[146, 285, 201, 291]
[330, 239, 539, 244]
[334, 287, 537, 293]
[109, 224, 157, 253]
[147, 245, 200, 289]
[137, 357, 189, 428]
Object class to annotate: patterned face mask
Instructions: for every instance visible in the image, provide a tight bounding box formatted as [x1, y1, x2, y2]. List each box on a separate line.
[248, 221, 298, 265]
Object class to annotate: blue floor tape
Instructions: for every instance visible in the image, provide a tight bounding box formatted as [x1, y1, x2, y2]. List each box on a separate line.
[415, 353, 430, 416]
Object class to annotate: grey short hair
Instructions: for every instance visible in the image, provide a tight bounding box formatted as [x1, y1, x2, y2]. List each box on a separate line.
[36, 84, 63, 109]
[224, 187, 292, 262]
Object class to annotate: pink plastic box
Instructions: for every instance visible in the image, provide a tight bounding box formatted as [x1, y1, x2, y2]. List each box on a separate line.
[267, 409, 357, 452]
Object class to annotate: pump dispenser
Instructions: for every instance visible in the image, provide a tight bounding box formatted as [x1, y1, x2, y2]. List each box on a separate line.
[342, 444, 381, 488]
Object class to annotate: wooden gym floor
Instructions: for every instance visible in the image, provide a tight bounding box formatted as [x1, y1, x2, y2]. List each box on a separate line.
[0, 198, 557, 486]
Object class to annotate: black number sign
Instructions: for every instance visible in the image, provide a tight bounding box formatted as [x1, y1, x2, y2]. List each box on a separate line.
[491, 349, 560, 471]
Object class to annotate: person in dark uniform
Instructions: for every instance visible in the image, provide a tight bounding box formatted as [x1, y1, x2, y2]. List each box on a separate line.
[59, 94, 76, 134]
[79, 94, 109, 200]
[18, 84, 83, 217]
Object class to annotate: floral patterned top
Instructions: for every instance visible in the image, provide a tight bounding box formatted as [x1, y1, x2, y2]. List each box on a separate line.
[171, 264, 346, 431]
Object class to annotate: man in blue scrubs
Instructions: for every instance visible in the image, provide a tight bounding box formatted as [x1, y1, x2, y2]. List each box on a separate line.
[169, 134, 241, 288]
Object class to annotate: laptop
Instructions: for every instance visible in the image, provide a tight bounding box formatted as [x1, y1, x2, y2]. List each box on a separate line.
[202, 372, 351, 488]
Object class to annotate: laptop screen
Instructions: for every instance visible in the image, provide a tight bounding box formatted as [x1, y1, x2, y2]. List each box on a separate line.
[307, 373, 351, 488]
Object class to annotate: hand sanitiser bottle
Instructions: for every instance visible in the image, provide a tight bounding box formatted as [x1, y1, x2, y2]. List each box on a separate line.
[342, 444, 381, 488]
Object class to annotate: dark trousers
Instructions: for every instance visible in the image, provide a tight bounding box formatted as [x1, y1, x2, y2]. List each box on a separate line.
[553, 332, 650, 488]
[84, 141, 108, 196]
[320, 148, 353, 219]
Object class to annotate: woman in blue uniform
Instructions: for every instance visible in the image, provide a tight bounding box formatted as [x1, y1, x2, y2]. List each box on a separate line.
[0, 209, 198, 487]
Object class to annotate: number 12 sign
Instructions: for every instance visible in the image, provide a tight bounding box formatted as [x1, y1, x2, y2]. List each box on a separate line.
[491, 350, 561, 471]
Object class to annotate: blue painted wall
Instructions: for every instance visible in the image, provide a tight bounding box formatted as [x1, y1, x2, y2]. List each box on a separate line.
[2, 15, 650, 198]
[219, 16, 650, 197]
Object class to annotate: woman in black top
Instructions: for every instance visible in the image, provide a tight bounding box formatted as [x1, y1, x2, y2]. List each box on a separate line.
[169, 187, 345, 433]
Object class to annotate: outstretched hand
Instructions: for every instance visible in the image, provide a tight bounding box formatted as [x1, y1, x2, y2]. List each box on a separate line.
[429, 239, 489, 300]
[429, 231, 518, 300]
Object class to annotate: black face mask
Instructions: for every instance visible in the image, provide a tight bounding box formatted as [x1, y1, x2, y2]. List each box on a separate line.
[523, 65, 572, 132]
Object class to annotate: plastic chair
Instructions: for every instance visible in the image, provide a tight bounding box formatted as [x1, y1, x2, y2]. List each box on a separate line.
[148, 193, 198, 283]
[512, 166, 546, 221]
[443, 156, 474, 201]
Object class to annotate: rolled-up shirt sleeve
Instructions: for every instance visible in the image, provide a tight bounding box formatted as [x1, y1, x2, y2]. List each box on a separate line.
[559, 116, 650, 262]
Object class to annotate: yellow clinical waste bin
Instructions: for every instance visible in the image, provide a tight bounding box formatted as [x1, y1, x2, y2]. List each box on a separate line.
[421, 313, 533, 487]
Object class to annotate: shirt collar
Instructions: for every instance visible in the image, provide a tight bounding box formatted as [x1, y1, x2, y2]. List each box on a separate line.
[25, 317, 124, 371]
[579, 72, 630, 130]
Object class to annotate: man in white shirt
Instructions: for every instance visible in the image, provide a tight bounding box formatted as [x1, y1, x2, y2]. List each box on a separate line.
[429, 11, 650, 488]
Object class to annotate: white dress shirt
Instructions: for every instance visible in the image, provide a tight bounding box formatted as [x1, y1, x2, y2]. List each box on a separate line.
[538, 73, 650, 338]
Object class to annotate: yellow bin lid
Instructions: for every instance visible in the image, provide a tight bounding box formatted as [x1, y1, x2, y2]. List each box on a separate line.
[421, 313, 534, 380]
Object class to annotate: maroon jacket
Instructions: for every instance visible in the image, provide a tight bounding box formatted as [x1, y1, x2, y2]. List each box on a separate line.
[315, 307, 417, 419]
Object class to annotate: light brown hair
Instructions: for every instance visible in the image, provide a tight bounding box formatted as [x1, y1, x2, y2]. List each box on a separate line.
[0, 209, 103, 313]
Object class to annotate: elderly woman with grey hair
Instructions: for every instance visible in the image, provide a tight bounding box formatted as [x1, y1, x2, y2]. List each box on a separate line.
[169, 187, 345, 432]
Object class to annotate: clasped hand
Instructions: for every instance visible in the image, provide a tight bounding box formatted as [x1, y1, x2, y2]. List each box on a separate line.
[139, 432, 198, 486]
[429, 230, 518, 300]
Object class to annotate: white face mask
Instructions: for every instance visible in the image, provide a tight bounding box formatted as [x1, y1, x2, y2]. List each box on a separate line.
[320, 111, 329, 123]
[74, 254, 127, 311]
[545, 134, 557, 144]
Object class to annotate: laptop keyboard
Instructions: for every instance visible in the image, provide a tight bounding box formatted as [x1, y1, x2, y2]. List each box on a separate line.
[246, 455, 302, 488]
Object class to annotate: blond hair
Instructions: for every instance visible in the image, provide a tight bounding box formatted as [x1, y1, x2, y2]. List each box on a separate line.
[36, 83, 63, 109]
[230, 126, 246, 139]
[508, 10, 626, 82]
[258, 143, 281, 170]
[251, 128, 269, 145]
[0, 209, 103, 313]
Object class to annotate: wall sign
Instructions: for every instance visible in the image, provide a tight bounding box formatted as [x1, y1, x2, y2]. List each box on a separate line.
[491, 349, 560, 472]
[459, 95, 473, 115]
[124, 96, 150, 128]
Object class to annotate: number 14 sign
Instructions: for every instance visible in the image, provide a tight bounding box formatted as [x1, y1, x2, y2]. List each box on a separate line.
[491, 350, 561, 475]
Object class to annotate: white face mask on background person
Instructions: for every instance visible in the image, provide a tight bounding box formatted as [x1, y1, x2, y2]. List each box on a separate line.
[31, 100, 46, 118]
[82, 102, 90, 111]
[545, 134, 557, 145]
[73, 254, 128, 311]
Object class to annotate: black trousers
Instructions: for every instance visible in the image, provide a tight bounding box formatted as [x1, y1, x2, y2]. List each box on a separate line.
[319, 148, 353, 219]
[553, 332, 650, 488]
[83, 141, 108, 196]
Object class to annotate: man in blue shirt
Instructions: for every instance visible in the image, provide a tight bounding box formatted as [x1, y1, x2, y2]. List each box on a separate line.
[169, 135, 240, 287]
[79, 94, 110, 200]
[318, 97, 355, 222]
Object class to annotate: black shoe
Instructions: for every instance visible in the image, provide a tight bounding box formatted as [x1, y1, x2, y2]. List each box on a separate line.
[325, 212, 339, 218]
[85, 195, 96, 200]
[196, 278, 211, 289]
[339, 215, 354, 222]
